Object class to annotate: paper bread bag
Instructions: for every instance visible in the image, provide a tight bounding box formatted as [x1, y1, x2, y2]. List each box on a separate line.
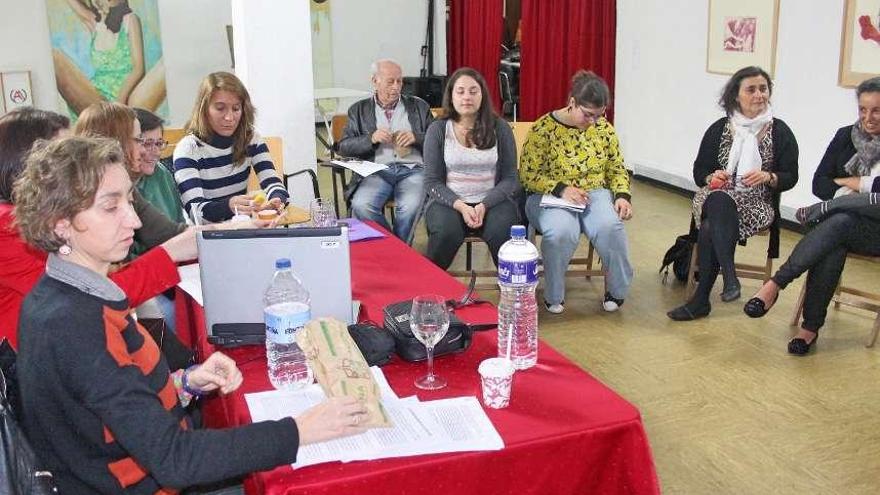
[296, 318, 391, 428]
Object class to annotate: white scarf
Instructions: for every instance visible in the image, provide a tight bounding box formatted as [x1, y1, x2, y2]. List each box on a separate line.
[726, 106, 773, 188]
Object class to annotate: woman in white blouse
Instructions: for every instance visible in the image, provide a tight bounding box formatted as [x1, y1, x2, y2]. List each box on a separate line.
[422, 67, 522, 269]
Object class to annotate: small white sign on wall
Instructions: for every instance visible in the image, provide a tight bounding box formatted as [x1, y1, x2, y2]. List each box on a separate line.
[1, 71, 34, 114]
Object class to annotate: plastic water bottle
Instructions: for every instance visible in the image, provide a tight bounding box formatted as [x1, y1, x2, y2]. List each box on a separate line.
[497, 225, 539, 370]
[264, 258, 313, 390]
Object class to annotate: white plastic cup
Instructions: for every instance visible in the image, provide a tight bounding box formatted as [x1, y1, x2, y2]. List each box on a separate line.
[478, 357, 515, 409]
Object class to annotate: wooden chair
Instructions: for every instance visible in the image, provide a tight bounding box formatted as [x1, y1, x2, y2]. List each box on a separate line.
[448, 236, 499, 289]
[527, 225, 605, 282]
[513, 121, 603, 283]
[317, 114, 351, 217]
[686, 228, 773, 299]
[790, 253, 880, 347]
[161, 127, 187, 159]
[321, 113, 403, 225]
[510, 121, 532, 154]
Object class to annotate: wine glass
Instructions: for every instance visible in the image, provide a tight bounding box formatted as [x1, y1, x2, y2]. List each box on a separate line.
[410, 294, 450, 390]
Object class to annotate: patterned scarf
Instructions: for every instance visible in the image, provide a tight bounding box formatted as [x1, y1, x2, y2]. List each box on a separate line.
[726, 106, 773, 181]
[845, 120, 880, 176]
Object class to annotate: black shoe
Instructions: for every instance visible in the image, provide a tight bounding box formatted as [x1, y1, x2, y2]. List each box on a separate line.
[788, 333, 818, 355]
[720, 280, 741, 302]
[667, 302, 711, 321]
[743, 293, 778, 318]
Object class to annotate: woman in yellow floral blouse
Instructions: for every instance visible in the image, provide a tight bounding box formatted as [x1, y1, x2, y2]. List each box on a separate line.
[520, 70, 633, 314]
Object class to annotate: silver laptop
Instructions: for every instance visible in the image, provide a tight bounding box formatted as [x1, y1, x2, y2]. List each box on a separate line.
[197, 226, 353, 346]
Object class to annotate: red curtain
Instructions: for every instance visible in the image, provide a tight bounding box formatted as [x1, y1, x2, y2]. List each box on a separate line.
[519, 0, 617, 122]
[447, 0, 504, 112]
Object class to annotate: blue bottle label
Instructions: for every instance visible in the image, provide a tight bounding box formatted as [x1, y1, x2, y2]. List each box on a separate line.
[265, 306, 310, 345]
[498, 259, 539, 284]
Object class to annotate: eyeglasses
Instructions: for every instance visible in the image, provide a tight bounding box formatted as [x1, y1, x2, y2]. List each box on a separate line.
[143, 139, 168, 150]
[133, 137, 168, 150]
[577, 106, 606, 123]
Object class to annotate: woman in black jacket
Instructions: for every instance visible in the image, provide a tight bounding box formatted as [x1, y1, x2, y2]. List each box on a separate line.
[668, 66, 799, 321]
[743, 76, 880, 355]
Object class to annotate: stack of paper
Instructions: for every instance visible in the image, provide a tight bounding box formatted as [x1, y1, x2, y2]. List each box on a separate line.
[331, 159, 388, 177]
[539, 193, 586, 212]
[245, 367, 505, 468]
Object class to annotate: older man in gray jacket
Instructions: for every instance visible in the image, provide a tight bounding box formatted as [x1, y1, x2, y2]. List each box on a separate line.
[337, 59, 434, 242]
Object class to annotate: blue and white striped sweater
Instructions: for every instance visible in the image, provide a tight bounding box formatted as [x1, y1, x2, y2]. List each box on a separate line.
[173, 131, 288, 223]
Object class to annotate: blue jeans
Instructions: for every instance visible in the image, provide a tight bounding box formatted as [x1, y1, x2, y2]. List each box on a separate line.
[155, 294, 176, 333]
[350, 164, 424, 242]
[525, 189, 633, 305]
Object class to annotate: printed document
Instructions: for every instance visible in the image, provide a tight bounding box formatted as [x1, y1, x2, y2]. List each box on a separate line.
[539, 194, 586, 212]
[246, 368, 504, 468]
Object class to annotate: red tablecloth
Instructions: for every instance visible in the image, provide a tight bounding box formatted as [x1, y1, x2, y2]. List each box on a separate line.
[176, 226, 660, 495]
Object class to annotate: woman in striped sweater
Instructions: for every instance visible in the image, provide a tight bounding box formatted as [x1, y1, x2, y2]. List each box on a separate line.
[174, 71, 288, 223]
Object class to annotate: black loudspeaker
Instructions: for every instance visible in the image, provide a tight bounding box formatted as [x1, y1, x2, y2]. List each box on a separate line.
[402, 76, 446, 108]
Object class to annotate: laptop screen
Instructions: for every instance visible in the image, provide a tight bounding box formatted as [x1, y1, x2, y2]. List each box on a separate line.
[197, 226, 353, 346]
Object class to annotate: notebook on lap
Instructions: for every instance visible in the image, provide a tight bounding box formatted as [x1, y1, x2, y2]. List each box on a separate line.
[197, 226, 354, 346]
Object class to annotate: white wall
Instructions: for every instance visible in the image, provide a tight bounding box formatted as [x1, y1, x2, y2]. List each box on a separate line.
[157, 0, 233, 126]
[0, 0, 231, 126]
[0, 0, 58, 113]
[329, 0, 447, 101]
[615, 0, 858, 218]
[232, 0, 316, 204]
[0, 0, 446, 121]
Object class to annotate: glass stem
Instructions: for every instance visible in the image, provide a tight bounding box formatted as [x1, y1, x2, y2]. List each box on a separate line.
[426, 345, 435, 380]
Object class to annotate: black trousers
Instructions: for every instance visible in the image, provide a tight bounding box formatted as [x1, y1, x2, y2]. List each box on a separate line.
[773, 212, 880, 331]
[691, 192, 740, 304]
[425, 199, 520, 270]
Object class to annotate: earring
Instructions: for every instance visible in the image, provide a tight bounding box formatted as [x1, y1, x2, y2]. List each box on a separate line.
[59, 244, 72, 256]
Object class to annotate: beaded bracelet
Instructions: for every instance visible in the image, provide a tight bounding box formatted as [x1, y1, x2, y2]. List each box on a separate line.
[182, 365, 204, 398]
[171, 369, 193, 407]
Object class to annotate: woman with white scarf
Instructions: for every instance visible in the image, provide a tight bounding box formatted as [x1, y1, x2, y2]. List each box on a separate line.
[668, 66, 799, 321]
[743, 76, 880, 355]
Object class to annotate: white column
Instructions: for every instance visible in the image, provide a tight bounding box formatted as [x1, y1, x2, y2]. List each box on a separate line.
[231, 0, 316, 207]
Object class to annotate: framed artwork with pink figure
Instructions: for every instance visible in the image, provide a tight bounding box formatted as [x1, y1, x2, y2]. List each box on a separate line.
[706, 0, 780, 77]
[840, 0, 880, 87]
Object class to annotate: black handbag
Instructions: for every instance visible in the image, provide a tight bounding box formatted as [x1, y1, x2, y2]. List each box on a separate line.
[660, 232, 696, 284]
[382, 274, 496, 362]
[0, 341, 58, 494]
[383, 299, 477, 361]
[347, 323, 396, 366]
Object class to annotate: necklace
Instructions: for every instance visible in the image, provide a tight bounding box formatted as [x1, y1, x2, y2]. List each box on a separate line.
[453, 121, 474, 147]
[453, 121, 474, 132]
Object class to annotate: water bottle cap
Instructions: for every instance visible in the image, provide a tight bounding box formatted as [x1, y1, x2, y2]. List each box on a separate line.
[510, 225, 526, 238]
[275, 258, 292, 269]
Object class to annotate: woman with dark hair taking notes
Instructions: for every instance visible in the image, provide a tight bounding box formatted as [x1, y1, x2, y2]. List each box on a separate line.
[15, 136, 366, 494]
[422, 67, 521, 269]
[520, 70, 633, 314]
[667, 66, 799, 321]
